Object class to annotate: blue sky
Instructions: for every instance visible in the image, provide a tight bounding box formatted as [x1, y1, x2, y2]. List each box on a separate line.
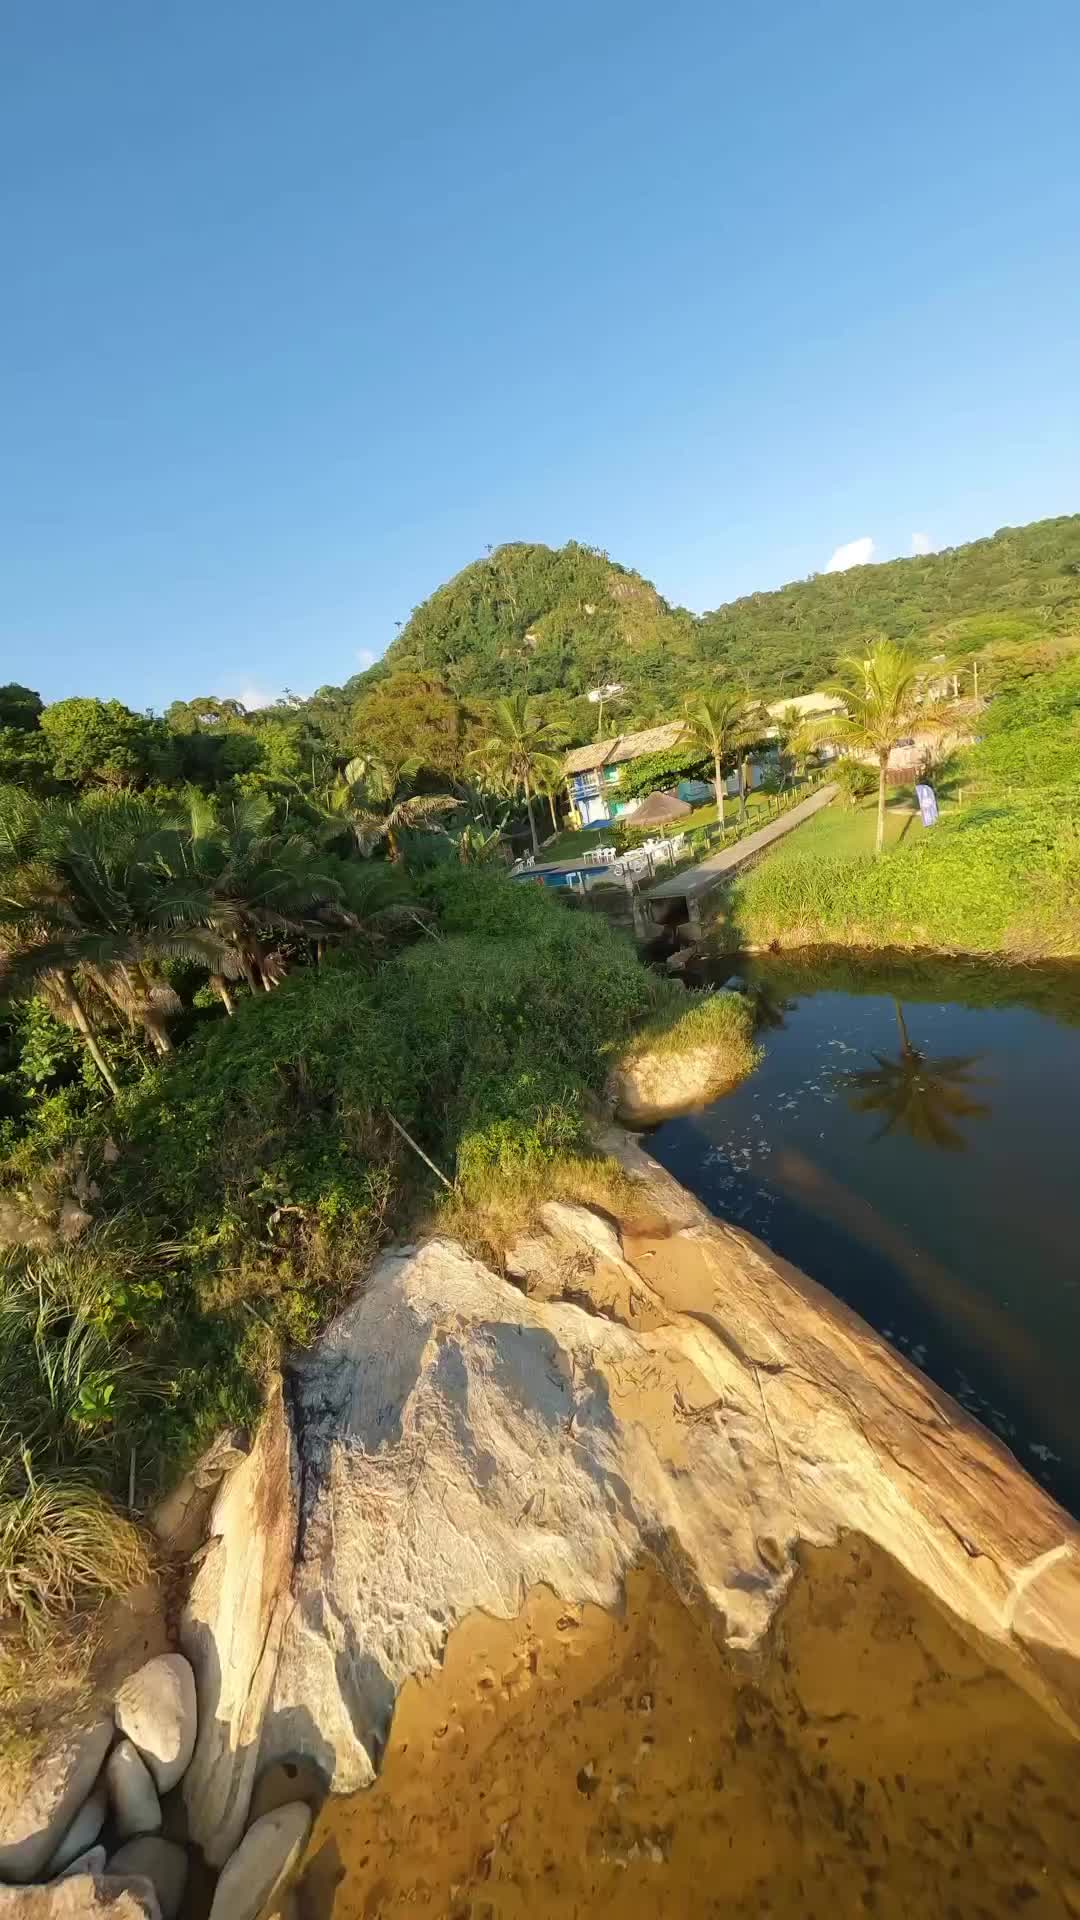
[3, 0, 1078, 712]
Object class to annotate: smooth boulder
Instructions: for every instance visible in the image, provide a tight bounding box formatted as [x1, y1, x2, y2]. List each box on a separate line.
[114, 1656, 197, 1795]
[56, 1847, 107, 1880]
[207, 1803, 311, 1920]
[105, 1744, 161, 1842]
[106, 1840, 188, 1920]
[44, 1784, 107, 1877]
[0, 1718, 112, 1884]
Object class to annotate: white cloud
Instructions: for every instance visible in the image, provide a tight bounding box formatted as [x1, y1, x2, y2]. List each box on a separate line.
[356, 648, 376, 668]
[237, 683, 278, 710]
[215, 680, 278, 711]
[910, 531, 933, 555]
[825, 535, 875, 574]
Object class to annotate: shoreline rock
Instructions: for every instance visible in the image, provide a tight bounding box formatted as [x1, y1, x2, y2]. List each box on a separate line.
[240, 1134, 1079, 1802]
[607, 1039, 748, 1124]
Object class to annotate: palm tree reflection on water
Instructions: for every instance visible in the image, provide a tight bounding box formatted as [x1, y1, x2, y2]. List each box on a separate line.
[839, 1001, 992, 1151]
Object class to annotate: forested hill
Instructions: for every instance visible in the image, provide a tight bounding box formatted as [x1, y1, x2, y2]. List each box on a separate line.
[376, 541, 699, 706]
[695, 514, 1080, 693]
[352, 514, 1080, 720]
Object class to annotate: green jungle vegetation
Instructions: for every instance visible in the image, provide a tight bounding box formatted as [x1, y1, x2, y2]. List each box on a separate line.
[0, 776, 739, 1685]
[727, 653, 1080, 957]
[1, 508, 1078, 1685]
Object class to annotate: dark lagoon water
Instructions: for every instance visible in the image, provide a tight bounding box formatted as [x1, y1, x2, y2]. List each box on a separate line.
[648, 953, 1080, 1516]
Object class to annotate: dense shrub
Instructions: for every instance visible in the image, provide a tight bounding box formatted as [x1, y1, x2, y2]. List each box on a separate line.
[0, 870, 673, 1522]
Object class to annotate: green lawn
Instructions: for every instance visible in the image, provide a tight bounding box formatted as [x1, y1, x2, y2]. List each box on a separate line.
[768, 791, 923, 862]
[538, 826, 619, 861]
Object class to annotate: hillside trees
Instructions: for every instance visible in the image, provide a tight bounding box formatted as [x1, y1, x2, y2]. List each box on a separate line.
[300, 517, 1080, 728]
[40, 699, 172, 789]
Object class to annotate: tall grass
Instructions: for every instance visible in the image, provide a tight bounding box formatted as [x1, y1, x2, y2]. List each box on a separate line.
[0, 1452, 149, 1650]
[729, 797, 1080, 957]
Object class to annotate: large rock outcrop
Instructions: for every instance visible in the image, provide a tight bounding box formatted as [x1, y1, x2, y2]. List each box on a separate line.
[180, 1383, 298, 1866]
[252, 1130, 1080, 1794]
[607, 1042, 743, 1124]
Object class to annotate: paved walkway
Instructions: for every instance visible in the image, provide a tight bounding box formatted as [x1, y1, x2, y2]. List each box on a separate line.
[645, 783, 837, 901]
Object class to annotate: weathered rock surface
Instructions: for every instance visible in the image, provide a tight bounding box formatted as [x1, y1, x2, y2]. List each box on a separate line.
[0, 1719, 112, 1884]
[152, 1432, 248, 1559]
[106, 1841, 187, 1920]
[607, 1037, 743, 1124]
[181, 1382, 298, 1867]
[247, 1760, 327, 1825]
[43, 1786, 107, 1878]
[206, 1804, 311, 1920]
[114, 1656, 196, 1795]
[256, 1129, 1080, 1795]
[105, 1743, 161, 1842]
[0, 1878, 161, 1920]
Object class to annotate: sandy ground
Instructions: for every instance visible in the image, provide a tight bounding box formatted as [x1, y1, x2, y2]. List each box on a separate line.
[296, 1535, 1080, 1920]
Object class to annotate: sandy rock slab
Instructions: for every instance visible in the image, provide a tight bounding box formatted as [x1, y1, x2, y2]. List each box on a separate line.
[0, 1720, 112, 1884]
[258, 1141, 1080, 1798]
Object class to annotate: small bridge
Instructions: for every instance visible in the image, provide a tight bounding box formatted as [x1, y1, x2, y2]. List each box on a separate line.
[639, 783, 837, 937]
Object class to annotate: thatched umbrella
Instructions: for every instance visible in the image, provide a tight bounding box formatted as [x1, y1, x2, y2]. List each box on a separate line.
[626, 789, 691, 830]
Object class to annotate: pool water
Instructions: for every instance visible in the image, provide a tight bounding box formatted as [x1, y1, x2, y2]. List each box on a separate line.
[648, 954, 1080, 1515]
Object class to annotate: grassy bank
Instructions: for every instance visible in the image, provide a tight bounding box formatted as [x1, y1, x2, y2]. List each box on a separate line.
[617, 985, 759, 1078]
[728, 794, 1080, 957]
[0, 870, 705, 1662]
[725, 657, 1080, 961]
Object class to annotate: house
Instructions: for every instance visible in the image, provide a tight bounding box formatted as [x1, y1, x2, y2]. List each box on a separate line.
[563, 720, 767, 827]
[563, 723, 688, 825]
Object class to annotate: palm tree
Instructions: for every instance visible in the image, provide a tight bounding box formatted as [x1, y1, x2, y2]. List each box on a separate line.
[840, 1002, 990, 1151]
[327, 755, 457, 862]
[146, 791, 354, 997]
[679, 691, 750, 829]
[0, 793, 240, 1088]
[532, 754, 568, 838]
[821, 640, 926, 855]
[735, 699, 771, 822]
[471, 696, 567, 856]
